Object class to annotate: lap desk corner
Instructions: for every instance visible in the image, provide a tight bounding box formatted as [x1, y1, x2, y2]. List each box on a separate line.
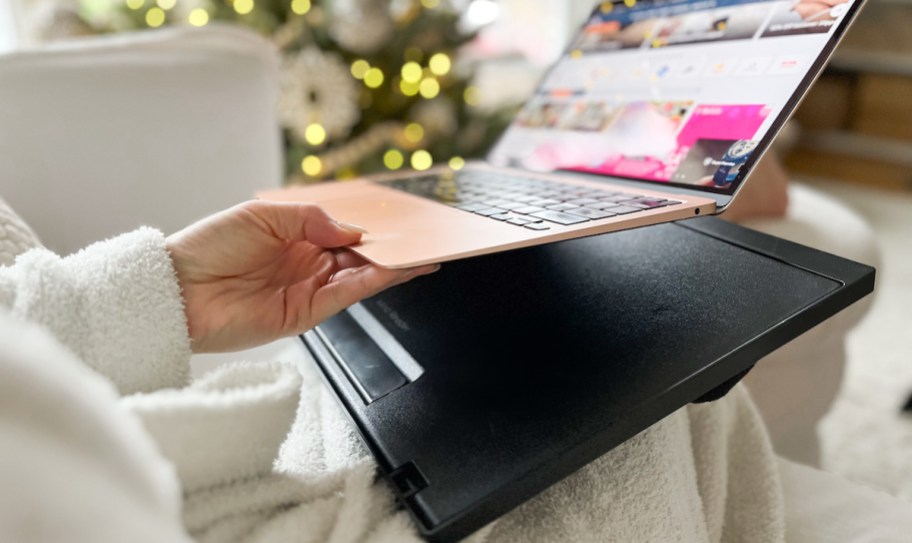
[299, 217, 875, 542]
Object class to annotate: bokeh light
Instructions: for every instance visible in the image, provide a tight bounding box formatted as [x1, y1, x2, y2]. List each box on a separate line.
[448, 156, 466, 170]
[188, 8, 209, 26]
[384, 149, 405, 170]
[351, 59, 370, 79]
[411, 150, 433, 170]
[301, 155, 323, 176]
[419, 78, 440, 99]
[401, 62, 423, 84]
[125, 0, 144, 10]
[400, 79, 420, 96]
[364, 67, 384, 89]
[234, 0, 255, 15]
[305, 123, 327, 146]
[291, 0, 311, 15]
[404, 123, 425, 143]
[146, 7, 165, 27]
[429, 53, 451, 76]
[156, 0, 176, 10]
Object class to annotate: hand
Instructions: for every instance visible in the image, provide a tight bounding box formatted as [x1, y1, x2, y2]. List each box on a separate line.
[166, 200, 439, 353]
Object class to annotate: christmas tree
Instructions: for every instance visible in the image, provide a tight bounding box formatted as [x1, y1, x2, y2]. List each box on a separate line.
[70, 0, 514, 183]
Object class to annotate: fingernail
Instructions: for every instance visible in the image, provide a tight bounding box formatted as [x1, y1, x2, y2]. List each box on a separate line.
[336, 221, 369, 234]
[412, 264, 441, 276]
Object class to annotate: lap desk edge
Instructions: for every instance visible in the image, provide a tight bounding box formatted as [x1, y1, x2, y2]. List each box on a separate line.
[299, 217, 875, 542]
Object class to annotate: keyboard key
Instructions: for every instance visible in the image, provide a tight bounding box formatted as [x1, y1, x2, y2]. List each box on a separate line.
[507, 217, 533, 225]
[546, 203, 581, 211]
[603, 205, 641, 215]
[524, 223, 551, 231]
[497, 202, 528, 211]
[588, 201, 623, 209]
[531, 210, 590, 225]
[533, 191, 562, 199]
[499, 192, 526, 200]
[514, 206, 547, 214]
[566, 198, 599, 205]
[475, 207, 507, 216]
[600, 195, 640, 203]
[457, 203, 489, 212]
[567, 207, 617, 220]
[625, 198, 671, 209]
[482, 199, 511, 207]
[527, 198, 561, 206]
[489, 213, 518, 221]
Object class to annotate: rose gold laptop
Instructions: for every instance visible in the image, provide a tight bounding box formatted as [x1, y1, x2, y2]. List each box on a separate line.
[261, 0, 861, 269]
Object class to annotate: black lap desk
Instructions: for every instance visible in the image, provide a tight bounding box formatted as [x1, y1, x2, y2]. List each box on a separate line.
[300, 217, 874, 542]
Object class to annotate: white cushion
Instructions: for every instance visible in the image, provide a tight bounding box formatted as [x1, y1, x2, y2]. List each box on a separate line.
[743, 183, 879, 466]
[0, 25, 283, 254]
[780, 458, 912, 542]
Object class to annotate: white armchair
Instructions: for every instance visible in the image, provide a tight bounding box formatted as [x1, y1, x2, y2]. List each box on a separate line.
[0, 24, 293, 373]
[0, 25, 283, 255]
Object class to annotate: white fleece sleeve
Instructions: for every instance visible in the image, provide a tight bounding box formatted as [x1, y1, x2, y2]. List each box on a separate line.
[0, 227, 191, 394]
[0, 312, 193, 543]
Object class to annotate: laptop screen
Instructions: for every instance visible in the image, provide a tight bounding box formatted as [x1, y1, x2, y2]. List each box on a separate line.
[488, 0, 859, 196]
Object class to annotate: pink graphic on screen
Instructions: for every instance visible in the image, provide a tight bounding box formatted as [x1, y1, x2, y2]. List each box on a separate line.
[574, 103, 770, 182]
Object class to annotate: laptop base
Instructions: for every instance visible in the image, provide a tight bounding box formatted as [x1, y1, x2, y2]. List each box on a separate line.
[302, 217, 874, 542]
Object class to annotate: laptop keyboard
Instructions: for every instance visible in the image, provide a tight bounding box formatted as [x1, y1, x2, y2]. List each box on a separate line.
[381, 171, 681, 231]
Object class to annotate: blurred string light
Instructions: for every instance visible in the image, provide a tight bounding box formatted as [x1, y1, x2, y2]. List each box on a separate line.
[305, 123, 326, 146]
[384, 149, 405, 170]
[188, 8, 209, 26]
[364, 67, 384, 88]
[291, 0, 311, 15]
[419, 78, 440, 99]
[125, 0, 144, 10]
[420, 0, 440, 8]
[146, 7, 165, 26]
[404, 123, 424, 143]
[401, 62, 422, 84]
[156, 0, 175, 10]
[411, 150, 433, 170]
[428, 53, 451, 76]
[301, 155, 322, 176]
[448, 156, 465, 170]
[351, 59, 370, 79]
[234, 0, 254, 15]
[399, 79, 420, 96]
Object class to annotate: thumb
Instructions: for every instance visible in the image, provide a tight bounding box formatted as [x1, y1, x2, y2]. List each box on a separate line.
[247, 201, 367, 248]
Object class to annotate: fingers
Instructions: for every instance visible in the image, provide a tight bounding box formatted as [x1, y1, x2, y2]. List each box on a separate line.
[333, 249, 370, 271]
[243, 200, 366, 249]
[310, 263, 440, 325]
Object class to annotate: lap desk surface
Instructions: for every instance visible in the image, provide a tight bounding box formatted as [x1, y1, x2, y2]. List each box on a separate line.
[301, 217, 874, 542]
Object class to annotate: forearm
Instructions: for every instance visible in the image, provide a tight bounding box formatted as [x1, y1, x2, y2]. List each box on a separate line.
[0, 227, 192, 394]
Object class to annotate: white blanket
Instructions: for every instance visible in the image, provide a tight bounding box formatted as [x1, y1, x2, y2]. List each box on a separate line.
[0, 197, 784, 542]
